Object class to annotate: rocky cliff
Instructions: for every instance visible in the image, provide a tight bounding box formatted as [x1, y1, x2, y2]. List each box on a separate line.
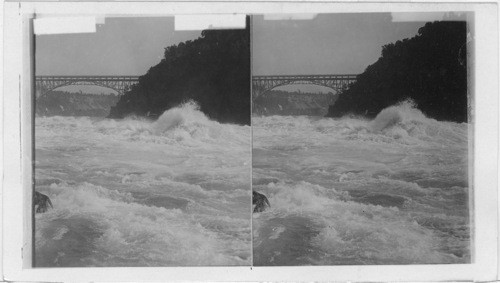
[108, 19, 250, 125]
[327, 21, 468, 122]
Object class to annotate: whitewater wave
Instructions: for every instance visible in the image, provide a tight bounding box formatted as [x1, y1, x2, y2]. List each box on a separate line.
[253, 180, 468, 265]
[369, 100, 424, 132]
[152, 101, 213, 134]
[252, 102, 470, 265]
[35, 98, 252, 267]
[36, 100, 250, 149]
[365, 100, 468, 146]
[253, 100, 468, 148]
[35, 181, 250, 267]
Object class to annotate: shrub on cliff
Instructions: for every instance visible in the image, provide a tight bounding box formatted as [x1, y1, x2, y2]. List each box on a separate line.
[109, 19, 250, 125]
[327, 21, 468, 122]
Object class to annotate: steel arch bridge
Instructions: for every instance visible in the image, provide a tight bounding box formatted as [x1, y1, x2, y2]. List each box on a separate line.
[35, 76, 140, 97]
[252, 74, 358, 99]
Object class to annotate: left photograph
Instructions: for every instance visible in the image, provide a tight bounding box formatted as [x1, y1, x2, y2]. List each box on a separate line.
[34, 16, 251, 267]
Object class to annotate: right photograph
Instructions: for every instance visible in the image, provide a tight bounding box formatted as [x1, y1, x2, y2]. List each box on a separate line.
[251, 13, 472, 266]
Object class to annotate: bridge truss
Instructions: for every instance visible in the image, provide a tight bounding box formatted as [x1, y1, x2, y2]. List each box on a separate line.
[252, 74, 358, 99]
[36, 74, 357, 99]
[35, 76, 140, 97]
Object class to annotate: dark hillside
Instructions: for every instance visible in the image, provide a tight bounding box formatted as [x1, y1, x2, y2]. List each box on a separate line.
[109, 19, 250, 125]
[327, 21, 468, 122]
[253, 90, 337, 116]
[36, 91, 120, 117]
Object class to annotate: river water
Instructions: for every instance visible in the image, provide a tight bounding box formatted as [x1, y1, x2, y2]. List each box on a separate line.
[34, 102, 252, 267]
[34, 99, 471, 266]
[252, 101, 471, 265]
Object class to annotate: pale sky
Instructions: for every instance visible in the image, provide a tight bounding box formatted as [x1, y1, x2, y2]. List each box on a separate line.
[36, 14, 431, 93]
[36, 17, 202, 76]
[37, 14, 429, 77]
[252, 13, 427, 76]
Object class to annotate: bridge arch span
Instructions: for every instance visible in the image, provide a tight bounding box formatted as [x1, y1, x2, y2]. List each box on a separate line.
[259, 80, 340, 94]
[252, 74, 357, 99]
[36, 76, 140, 98]
[38, 81, 121, 96]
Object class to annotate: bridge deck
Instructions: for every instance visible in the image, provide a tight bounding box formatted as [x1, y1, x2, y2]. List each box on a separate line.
[252, 74, 358, 80]
[35, 75, 358, 97]
[36, 75, 357, 81]
[36, 76, 140, 81]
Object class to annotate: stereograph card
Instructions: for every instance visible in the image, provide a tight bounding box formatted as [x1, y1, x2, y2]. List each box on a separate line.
[1, 1, 498, 282]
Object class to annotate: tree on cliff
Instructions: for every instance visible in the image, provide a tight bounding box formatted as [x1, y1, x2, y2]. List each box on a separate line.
[109, 19, 250, 125]
[327, 20, 468, 122]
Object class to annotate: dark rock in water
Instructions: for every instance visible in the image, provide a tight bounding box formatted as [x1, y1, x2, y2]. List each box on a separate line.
[35, 191, 53, 213]
[253, 191, 271, 213]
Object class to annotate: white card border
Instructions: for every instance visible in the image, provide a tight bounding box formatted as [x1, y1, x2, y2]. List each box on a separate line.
[1, 1, 498, 282]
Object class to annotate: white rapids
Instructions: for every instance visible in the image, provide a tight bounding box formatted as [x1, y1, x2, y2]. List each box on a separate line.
[35, 101, 252, 267]
[252, 100, 471, 265]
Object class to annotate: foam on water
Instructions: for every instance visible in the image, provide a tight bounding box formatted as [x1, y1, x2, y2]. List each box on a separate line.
[35, 101, 251, 266]
[153, 101, 211, 133]
[253, 99, 468, 149]
[253, 101, 470, 265]
[369, 100, 424, 132]
[36, 182, 249, 266]
[37, 101, 249, 149]
[253, 181, 466, 265]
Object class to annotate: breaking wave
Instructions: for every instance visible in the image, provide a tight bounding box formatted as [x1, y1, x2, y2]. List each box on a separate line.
[35, 99, 252, 267]
[36, 100, 250, 148]
[253, 180, 468, 265]
[369, 100, 418, 132]
[36, 181, 250, 267]
[253, 99, 468, 148]
[152, 101, 213, 133]
[252, 99, 470, 265]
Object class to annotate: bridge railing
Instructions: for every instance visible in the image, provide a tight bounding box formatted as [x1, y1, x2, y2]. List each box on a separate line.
[252, 74, 358, 81]
[36, 76, 140, 82]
